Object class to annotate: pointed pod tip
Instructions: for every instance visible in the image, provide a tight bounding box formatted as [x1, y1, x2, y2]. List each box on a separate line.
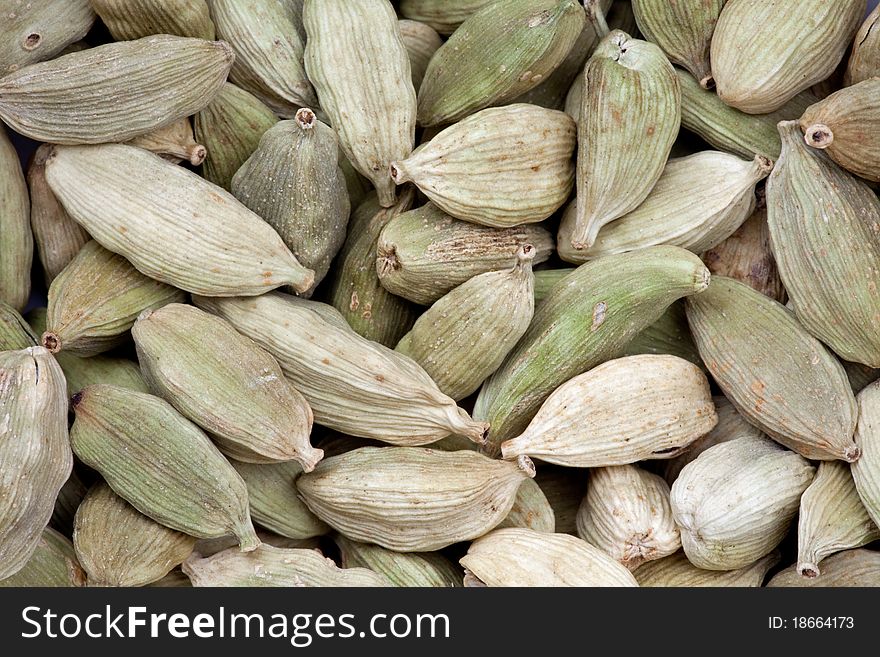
[295, 107, 317, 131]
[699, 74, 715, 91]
[516, 455, 536, 479]
[41, 331, 61, 353]
[189, 144, 207, 166]
[298, 447, 325, 474]
[797, 563, 820, 578]
[803, 123, 834, 150]
[843, 444, 861, 463]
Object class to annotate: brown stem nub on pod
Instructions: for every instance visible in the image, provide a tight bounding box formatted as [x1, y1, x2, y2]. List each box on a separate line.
[41, 331, 61, 353]
[389, 162, 411, 185]
[584, 0, 610, 39]
[754, 154, 775, 175]
[297, 446, 325, 474]
[375, 243, 400, 277]
[699, 75, 715, 90]
[23, 33, 42, 51]
[514, 243, 536, 266]
[803, 123, 834, 149]
[843, 444, 861, 464]
[516, 455, 537, 479]
[188, 144, 208, 166]
[798, 562, 820, 579]
[295, 108, 316, 131]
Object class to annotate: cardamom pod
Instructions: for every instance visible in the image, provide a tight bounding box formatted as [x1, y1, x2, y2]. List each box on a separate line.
[671, 435, 815, 570]
[148, 570, 192, 588]
[126, 118, 207, 166]
[501, 354, 716, 467]
[496, 478, 556, 533]
[711, 0, 864, 113]
[335, 535, 462, 587]
[572, 30, 680, 250]
[73, 483, 197, 587]
[475, 246, 710, 451]
[634, 551, 779, 587]
[853, 381, 880, 531]
[846, 4, 880, 85]
[768, 549, 880, 587]
[297, 447, 535, 551]
[396, 245, 535, 401]
[0, 347, 73, 579]
[90, 0, 214, 40]
[0, 35, 233, 143]
[533, 268, 574, 303]
[392, 104, 576, 227]
[193, 292, 488, 446]
[845, 360, 880, 394]
[620, 301, 703, 368]
[232, 109, 350, 295]
[686, 276, 860, 462]
[304, 0, 415, 206]
[0, 528, 85, 587]
[0, 126, 32, 312]
[193, 530, 319, 559]
[376, 202, 554, 306]
[461, 528, 639, 587]
[399, 19, 443, 91]
[42, 241, 185, 356]
[399, 0, 494, 35]
[767, 121, 880, 367]
[69, 384, 260, 550]
[0, 301, 37, 350]
[417, 0, 585, 126]
[534, 466, 587, 535]
[133, 303, 320, 469]
[44, 143, 315, 296]
[577, 465, 680, 569]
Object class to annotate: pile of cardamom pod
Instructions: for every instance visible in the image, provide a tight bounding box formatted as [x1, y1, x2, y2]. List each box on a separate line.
[2, 0, 880, 589]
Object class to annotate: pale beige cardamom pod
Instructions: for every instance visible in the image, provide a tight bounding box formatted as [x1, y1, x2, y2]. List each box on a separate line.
[853, 381, 880, 531]
[0, 528, 85, 587]
[0, 126, 32, 312]
[768, 549, 880, 587]
[399, 19, 443, 92]
[335, 534, 462, 587]
[90, 0, 215, 40]
[846, 4, 880, 85]
[634, 551, 779, 587]
[496, 477, 556, 533]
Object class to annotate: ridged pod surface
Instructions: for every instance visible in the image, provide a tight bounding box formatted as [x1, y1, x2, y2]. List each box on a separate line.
[0, 302, 36, 351]
[496, 478, 556, 533]
[846, 4, 880, 85]
[532, 269, 574, 303]
[126, 118, 206, 166]
[399, 0, 494, 35]
[620, 301, 703, 367]
[0, 528, 85, 587]
[90, 0, 214, 40]
[635, 551, 779, 587]
[853, 382, 880, 532]
[399, 19, 443, 91]
[768, 549, 880, 587]
[336, 535, 462, 587]
[0, 127, 31, 312]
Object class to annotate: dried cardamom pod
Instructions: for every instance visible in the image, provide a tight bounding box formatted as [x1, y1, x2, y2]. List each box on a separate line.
[304, 0, 415, 206]
[26, 144, 89, 285]
[297, 447, 535, 551]
[0, 35, 233, 143]
[0, 347, 73, 579]
[376, 203, 554, 306]
[846, 4, 880, 85]
[133, 303, 320, 469]
[0, 528, 85, 587]
[576, 465, 680, 569]
[399, 19, 443, 92]
[126, 118, 206, 166]
[194, 530, 320, 558]
[183, 545, 390, 587]
[461, 528, 639, 587]
[845, 360, 880, 395]
[635, 551, 779, 587]
[853, 381, 880, 531]
[501, 354, 717, 467]
[392, 104, 576, 227]
[496, 478, 556, 533]
[399, 0, 493, 35]
[768, 549, 880, 587]
[475, 246, 710, 452]
[50, 470, 88, 538]
[711, 0, 864, 114]
[0, 126, 32, 312]
[797, 461, 879, 579]
[572, 30, 680, 250]
[533, 269, 574, 303]
[211, 0, 316, 116]
[534, 466, 587, 535]
[90, 0, 214, 40]
[73, 483, 197, 587]
[42, 241, 185, 356]
[396, 245, 535, 401]
[671, 435, 815, 570]
[0, 302, 37, 350]
[620, 301, 703, 367]
[686, 276, 859, 462]
[229, 459, 329, 540]
[232, 109, 350, 295]
[560, 152, 772, 262]
[193, 292, 488, 446]
[328, 192, 418, 347]
[70, 384, 260, 550]
[45, 144, 315, 296]
[148, 570, 192, 588]
[767, 121, 880, 367]
[417, 0, 585, 126]
[0, 0, 94, 76]
[336, 535, 462, 587]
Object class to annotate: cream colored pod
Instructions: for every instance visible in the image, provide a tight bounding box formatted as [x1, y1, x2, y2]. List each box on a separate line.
[0, 126, 32, 312]
[634, 551, 779, 587]
[303, 0, 416, 207]
[460, 528, 638, 587]
[391, 104, 576, 227]
[576, 465, 680, 570]
[0, 347, 73, 580]
[297, 447, 535, 552]
[573, 30, 681, 250]
[769, 549, 880, 587]
[853, 381, 880, 531]
[500, 355, 717, 467]
[335, 535, 462, 587]
[398, 19, 443, 91]
[497, 479, 556, 533]
[670, 435, 815, 571]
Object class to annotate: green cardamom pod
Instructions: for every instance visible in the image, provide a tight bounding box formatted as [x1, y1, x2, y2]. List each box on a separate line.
[846, 4, 880, 85]
[335, 534, 462, 587]
[399, 0, 494, 35]
[0, 126, 32, 312]
[533, 269, 574, 303]
[0, 528, 85, 587]
[768, 549, 880, 587]
[635, 551, 779, 587]
[853, 381, 880, 533]
[90, 0, 214, 40]
[0, 301, 37, 350]
[399, 19, 443, 92]
[496, 478, 556, 533]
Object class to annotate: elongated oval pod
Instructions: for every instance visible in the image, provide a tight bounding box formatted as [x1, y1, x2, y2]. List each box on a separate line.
[0, 347, 73, 579]
[297, 447, 534, 551]
[634, 551, 779, 587]
[44, 144, 314, 296]
[767, 121, 880, 367]
[396, 245, 536, 401]
[376, 203, 554, 306]
[846, 4, 880, 85]
[577, 465, 680, 569]
[73, 483, 197, 587]
[399, 0, 494, 35]
[853, 381, 880, 530]
[620, 301, 703, 367]
[711, 0, 865, 114]
[797, 462, 879, 579]
[0, 127, 31, 312]
[392, 104, 576, 227]
[686, 276, 859, 462]
[417, 0, 585, 126]
[0, 35, 233, 143]
[769, 549, 880, 587]
[572, 30, 681, 250]
[0, 528, 85, 587]
[43, 241, 185, 356]
[90, 0, 214, 40]
[126, 118, 206, 166]
[211, 0, 315, 116]
[304, 0, 416, 206]
[475, 246, 710, 452]
[132, 304, 320, 469]
[501, 355, 716, 467]
[671, 435, 815, 570]
[193, 292, 488, 446]
[461, 528, 638, 587]
[399, 19, 443, 91]
[69, 385, 260, 550]
[496, 478, 556, 533]
[183, 545, 390, 587]
[335, 535, 462, 587]
[0, 302, 37, 351]
[560, 152, 772, 262]
[533, 269, 574, 303]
